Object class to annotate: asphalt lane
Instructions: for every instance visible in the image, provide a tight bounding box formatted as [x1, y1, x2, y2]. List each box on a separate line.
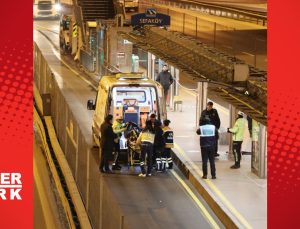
[34, 20, 224, 229]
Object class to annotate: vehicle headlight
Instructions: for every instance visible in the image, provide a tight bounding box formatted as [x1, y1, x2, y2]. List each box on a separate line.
[54, 3, 62, 11]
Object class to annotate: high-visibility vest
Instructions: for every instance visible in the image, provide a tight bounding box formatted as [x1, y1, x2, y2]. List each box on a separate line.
[199, 124, 216, 147]
[140, 131, 155, 144]
[199, 124, 215, 137]
[229, 118, 245, 141]
[112, 120, 124, 137]
[163, 126, 174, 148]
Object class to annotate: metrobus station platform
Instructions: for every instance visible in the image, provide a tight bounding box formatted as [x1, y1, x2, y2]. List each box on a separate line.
[167, 82, 267, 228]
[34, 12, 267, 227]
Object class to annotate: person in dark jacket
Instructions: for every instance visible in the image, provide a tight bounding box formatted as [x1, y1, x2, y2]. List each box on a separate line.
[149, 113, 165, 171]
[99, 115, 117, 173]
[197, 117, 217, 179]
[136, 120, 155, 177]
[162, 119, 174, 170]
[154, 120, 165, 172]
[199, 101, 221, 157]
[156, 64, 174, 106]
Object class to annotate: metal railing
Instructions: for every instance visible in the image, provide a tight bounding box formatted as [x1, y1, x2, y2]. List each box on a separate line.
[140, 0, 267, 26]
[80, 48, 95, 72]
[138, 3, 267, 71]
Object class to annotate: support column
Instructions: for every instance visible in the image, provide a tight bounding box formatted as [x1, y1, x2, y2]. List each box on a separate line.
[228, 105, 236, 158]
[169, 66, 175, 110]
[151, 54, 156, 80]
[195, 82, 208, 128]
[250, 120, 267, 178]
[147, 52, 152, 79]
[259, 125, 267, 178]
[175, 68, 180, 96]
[260, 125, 268, 178]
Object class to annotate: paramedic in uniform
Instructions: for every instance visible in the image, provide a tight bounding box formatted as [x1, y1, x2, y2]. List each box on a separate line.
[197, 117, 217, 179]
[112, 116, 127, 170]
[162, 119, 174, 170]
[136, 120, 155, 177]
[227, 111, 246, 169]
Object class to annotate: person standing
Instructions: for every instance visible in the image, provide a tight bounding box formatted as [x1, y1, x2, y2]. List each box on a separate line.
[162, 119, 174, 170]
[199, 101, 221, 157]
[227, 111, 246, 169]
[136, 120, 155, 177]
[156, 64, 174, 106]
[196, 117, 217, 179]
[99, 115, 117, 173]
[149, 113, 158, 168]
[153, 120, 165, 172]
[112, 116, 127, 170]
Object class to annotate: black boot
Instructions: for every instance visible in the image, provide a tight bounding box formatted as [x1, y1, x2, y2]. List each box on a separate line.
[112, 164, 121, 170]
[230, 164, 240, 169]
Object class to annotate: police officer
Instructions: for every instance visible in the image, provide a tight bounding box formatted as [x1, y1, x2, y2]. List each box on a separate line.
[112, 116, 127, 170]
[197, 117, 217, 179]
[100, 115, 117, 173]
[199, 101, 221, 157]
[228, 111, 246, 169]
[136, 120, 155, 177]
[162, 119, 174, 170]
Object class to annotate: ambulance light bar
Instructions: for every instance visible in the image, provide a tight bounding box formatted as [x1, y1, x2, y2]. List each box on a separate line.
[115, 73, 146, 79]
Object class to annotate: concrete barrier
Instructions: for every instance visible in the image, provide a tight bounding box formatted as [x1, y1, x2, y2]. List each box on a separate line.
[34, 42, 129, 229]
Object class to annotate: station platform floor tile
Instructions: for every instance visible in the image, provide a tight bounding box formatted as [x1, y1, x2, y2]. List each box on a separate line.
[168, 87, 266, 229]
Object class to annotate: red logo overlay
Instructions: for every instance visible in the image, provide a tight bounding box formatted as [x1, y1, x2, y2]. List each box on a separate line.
[0, 173, 22, 200]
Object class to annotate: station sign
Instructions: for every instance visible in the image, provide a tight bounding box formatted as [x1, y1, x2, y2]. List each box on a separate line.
[131, 8, 170, 27]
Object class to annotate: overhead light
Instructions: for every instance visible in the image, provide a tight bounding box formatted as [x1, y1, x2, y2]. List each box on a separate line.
[54, 3, 62, 11]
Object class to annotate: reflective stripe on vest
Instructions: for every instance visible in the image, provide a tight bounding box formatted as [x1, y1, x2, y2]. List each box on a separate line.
[141, 131, 155, 144]
[199, 124, 215, 137]
[164, 130, 174, 148]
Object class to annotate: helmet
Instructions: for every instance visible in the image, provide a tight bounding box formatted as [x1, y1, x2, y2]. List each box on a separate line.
[237, 111, 244, 116]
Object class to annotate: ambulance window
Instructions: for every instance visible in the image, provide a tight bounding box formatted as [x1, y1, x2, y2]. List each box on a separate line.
[116, 90, 146, 103]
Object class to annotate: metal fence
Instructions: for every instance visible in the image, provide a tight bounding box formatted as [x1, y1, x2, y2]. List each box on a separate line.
[140, 0, 267, 26]
[80, 49, 95, 72]
[139, 3, 267, 71]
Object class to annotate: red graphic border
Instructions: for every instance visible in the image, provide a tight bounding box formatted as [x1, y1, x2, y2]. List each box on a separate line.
[0, 1, 33, 228]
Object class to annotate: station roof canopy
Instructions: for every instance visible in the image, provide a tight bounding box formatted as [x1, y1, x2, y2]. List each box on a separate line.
[119, 27, 267, 125]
